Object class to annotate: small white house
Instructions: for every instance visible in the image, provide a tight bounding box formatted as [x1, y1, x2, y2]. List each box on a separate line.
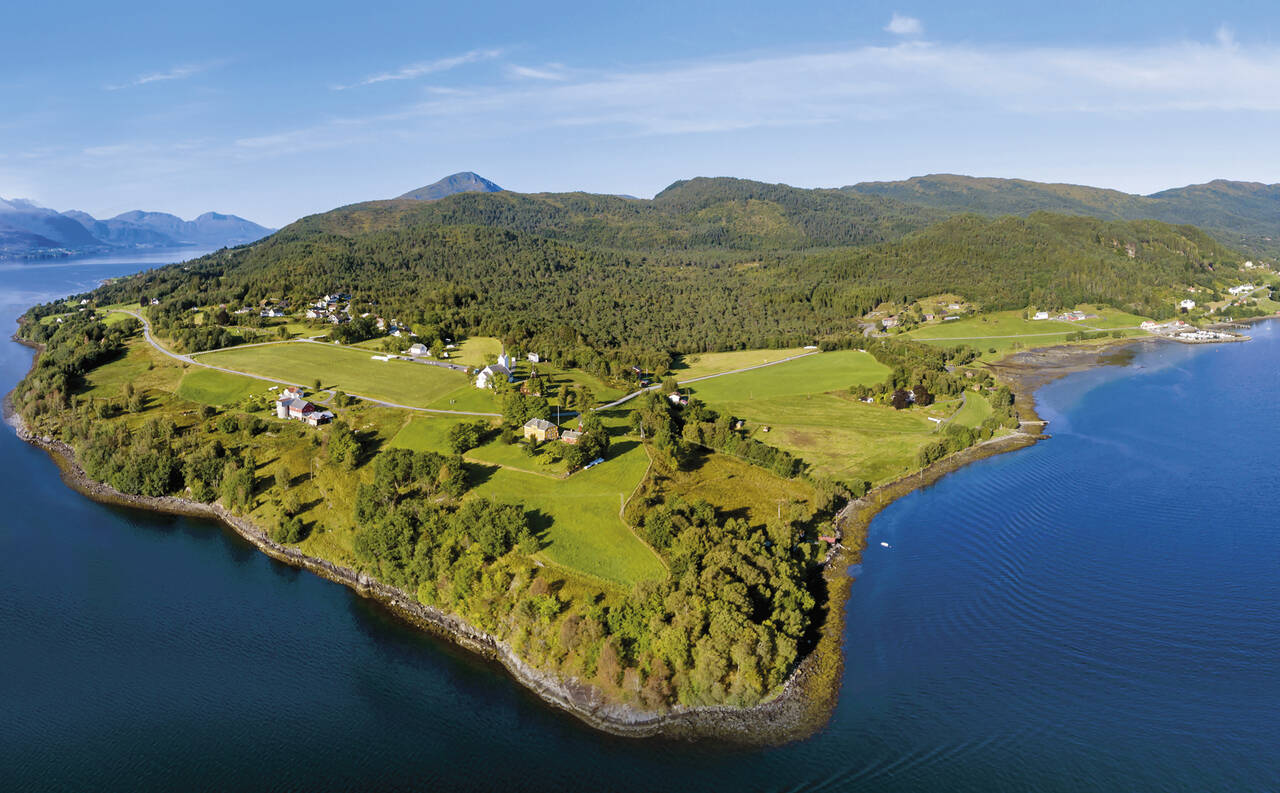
[527, 352, 541, 363]
[1179, 299, 1196, 310]
[1032, 311, 1049, 320]
[1228, 284, 1255, 295]
[475, 363, 512, 389]
[408, 343, 429, 356]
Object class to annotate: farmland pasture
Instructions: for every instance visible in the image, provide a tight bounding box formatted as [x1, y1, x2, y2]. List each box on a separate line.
[469, 433, 665, 589]
[686, 350, 887, 403]
[175, 368, 273, 406]
[950, 391, 994, 428]
[196, 341, 472, 408]
[673, 347, 812, 381]
[906, 308, 1151, 359]
[684, 350, 958, 485]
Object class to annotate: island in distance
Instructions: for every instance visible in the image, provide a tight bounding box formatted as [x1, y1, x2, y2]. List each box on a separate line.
[0, 196, 274, 259]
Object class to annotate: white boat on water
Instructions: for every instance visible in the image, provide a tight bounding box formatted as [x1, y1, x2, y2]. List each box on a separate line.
[880, 542, 890, 548]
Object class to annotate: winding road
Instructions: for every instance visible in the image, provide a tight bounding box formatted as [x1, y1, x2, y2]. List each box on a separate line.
[122, 309, 831, 420]
[118, 309, 502, 417]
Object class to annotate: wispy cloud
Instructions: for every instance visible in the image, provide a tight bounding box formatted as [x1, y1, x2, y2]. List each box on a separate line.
[507, 64, 568, 81]
[333, 48, 502, 90]
[60, 29, 1280, 179]
[105, 62, 217, 91]
[885, 13, 924, 36]
[196, 28, 1280, 161]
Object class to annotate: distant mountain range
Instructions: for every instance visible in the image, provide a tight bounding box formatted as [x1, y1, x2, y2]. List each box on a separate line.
[397, 171, 503, 201]
[0, 197, 273, 259]
[844, 174, 1280, 258]
[390, 171, 1280, 258]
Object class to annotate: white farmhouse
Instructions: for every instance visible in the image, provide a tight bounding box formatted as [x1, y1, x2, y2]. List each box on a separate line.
[475, 363, 512, 389]
[1179, 299, 1196, 310]
[1032, 311, 1049, 320]
[408, 343, 429, 356]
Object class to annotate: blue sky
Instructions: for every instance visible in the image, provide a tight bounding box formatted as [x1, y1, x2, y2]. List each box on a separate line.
[3, 0, 1280, 227]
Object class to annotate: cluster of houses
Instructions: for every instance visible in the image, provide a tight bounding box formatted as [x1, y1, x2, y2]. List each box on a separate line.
[1032, 309, 1092, 322]
[1228, 284, 1256, 296]
[1140, 320, 1240, 344]
[304, 293, 352, 325]
[273, 386, 334, 427]
[474, 350, 545, 389]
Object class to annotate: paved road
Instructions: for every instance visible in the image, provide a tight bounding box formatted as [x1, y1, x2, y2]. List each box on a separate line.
[125, 309, 823, 419]
[118, 309, 500, 417]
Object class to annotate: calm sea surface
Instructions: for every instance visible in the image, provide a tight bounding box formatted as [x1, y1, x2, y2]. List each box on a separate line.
[2, 252, 1277, 792]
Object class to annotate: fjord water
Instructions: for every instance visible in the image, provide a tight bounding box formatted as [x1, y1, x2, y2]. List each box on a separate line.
[3, 253, 1277, 792]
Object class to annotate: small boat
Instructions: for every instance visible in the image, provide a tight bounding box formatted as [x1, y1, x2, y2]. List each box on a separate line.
[880, 542, 890, 548]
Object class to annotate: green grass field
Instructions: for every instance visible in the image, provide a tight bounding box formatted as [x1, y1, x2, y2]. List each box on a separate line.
[80, 340, 182, 401]
[672, 347, 812, 381]
[450, 336, 504, 368]
[102, 310, 137, 327]
[426, 384, 501, 413]
[1072, 306, 1152, 329]
[175, 368, 273, 406]
[655, 452, 819, 529]
[950, 391, 993, 428]
[687, 349, 886, 402]
[196, 342, 473, 408]
[742, 394, 949, 484]
[394, 412, 655, 585]
[909, 310, 1077, 341]
[389, 416, 459, 454]
[907, 309, 1149, 359]
[682, 350, 952, 485]
[470, 438, 666, 589]
[466, 436, 568, 476]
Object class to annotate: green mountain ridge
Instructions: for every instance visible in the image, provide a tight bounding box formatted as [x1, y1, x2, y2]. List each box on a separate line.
[86, 176, 1247, 360]
[846, 174, 1280, 258]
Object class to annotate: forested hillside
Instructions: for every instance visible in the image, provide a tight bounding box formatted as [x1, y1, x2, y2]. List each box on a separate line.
[86, 178, 1245, 364]
[847, 174, 1280, 258]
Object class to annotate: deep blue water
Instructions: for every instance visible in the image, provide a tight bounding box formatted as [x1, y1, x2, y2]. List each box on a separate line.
[2, 252, 1277, 792]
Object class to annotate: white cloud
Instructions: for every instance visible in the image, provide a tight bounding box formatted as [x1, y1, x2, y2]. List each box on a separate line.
[333, 48, 502, 90]
[885, 13, 923, 36]
[507, 64, 568, 81]
[1216, 24, 1237, 50]
[105, 63, 213, 91]
[56, 28, 1280, 180]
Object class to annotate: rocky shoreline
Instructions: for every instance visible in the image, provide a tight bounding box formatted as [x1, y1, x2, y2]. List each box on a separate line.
[4, 333, 1090, 744]
[6, 402, 844, 742]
